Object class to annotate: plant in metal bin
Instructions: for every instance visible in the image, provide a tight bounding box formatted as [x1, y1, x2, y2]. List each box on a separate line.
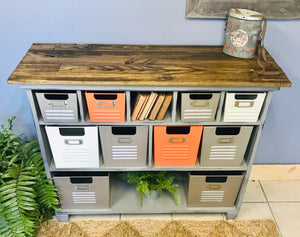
[0, 117, 59, 237]
[119, 171, 181, 206]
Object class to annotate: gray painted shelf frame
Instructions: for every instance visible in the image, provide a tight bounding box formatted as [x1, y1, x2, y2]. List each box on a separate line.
[21, 83, 276, 221]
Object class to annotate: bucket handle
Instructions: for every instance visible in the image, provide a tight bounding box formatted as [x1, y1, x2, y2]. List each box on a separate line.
[255, 19, 281, 75]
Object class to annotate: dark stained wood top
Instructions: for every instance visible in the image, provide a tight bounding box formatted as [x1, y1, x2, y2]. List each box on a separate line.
[7, 43, 291, 88]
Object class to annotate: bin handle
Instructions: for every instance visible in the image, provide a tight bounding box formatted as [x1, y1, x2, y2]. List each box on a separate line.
[191, 100, 209, 107]
[73, 185, 90, 191]
[169, 137, 186, 143]
[70, 177, 93, 184]
[49, 101, 67, 108]
[235, 101, 254, 108]
[218, 138, 233, 144]
[97, 101, 116, 108]
[65, 139, 83, 145]
[44, 94, 69, 100]
[208, 184, 221, 190]
[118, 138, 132, 143]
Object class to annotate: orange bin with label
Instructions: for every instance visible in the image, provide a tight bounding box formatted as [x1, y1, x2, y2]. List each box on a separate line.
[154, 125, 203, 166]
[85, 92, 126, 122]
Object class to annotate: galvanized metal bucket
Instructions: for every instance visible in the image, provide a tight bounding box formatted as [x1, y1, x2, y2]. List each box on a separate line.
[223, 8, 264, 58]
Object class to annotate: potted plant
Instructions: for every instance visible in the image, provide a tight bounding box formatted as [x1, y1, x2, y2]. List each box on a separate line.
[119, 171, 182, 206]
[0, 117, 59, 237]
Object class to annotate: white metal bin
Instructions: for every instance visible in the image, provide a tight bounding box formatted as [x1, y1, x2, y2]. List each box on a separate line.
[99, 126, 148, 167]
[223, 92, 266, 122]
[36, 92, 78, 122]
[53, 173, 109, 209]
[181, 93, 220, 122]
[46, 126, 99, 168]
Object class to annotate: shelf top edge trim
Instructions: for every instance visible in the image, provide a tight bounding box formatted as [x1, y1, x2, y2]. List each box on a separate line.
[19, 84, 280, 92]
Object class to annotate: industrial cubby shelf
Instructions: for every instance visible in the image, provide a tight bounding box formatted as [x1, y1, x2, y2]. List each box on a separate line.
[7, 43, 291, 221]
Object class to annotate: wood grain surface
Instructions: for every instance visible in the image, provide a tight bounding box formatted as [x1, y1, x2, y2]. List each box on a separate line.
[7, 43, 291, 88]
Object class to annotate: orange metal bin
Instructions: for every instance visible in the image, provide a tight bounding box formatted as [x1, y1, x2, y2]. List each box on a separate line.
[154, 125, 203, 166]
[85, 92, 126, 122]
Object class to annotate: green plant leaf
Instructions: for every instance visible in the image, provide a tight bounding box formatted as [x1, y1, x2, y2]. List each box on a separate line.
[118, 171, 181, 206]
[0, 117, 59, 236]
[0, 204, 15, 237]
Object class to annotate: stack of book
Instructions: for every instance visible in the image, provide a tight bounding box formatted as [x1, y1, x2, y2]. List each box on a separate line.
[131, 92, 172, 121]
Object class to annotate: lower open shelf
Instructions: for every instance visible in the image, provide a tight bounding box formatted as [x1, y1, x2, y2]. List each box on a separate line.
[55, 178, 239, 221]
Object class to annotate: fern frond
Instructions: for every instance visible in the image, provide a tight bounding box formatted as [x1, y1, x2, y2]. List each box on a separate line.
[35, 177, 59, 219]
[0, 166, 40, 236]
[0, 204, 15, 237]
[0, 117, 22, 172]
[19, 141, 42, 168]
[136, 180, 151, 206]
[0, 179, 26, 236]
[22, 140, 60, 216]
[1, 118, 59, 236]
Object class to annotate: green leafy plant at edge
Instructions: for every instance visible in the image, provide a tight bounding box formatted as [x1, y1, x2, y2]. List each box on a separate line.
[0, 117, 59, 237]
[119, 171, 182, 206]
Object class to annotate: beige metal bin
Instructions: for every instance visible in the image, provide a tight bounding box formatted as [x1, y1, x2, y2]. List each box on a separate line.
[99, 126, 148, 167]
[53, 173, 109, 209]
[187, 172, 244, 207]
[36, 91, 78, 122]
[200, 126, 253, 167]
[181, 93, 220, 122]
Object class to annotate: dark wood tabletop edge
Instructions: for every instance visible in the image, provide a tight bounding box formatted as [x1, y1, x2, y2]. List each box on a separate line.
[7, 78, 292, 88]
[7, 43, 292, 88]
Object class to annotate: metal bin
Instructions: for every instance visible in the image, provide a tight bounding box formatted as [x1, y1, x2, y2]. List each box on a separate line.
[223, 92, 266, 122]
[99, 126, 148, 167]
[200, 126, 253, 167]
[36, 92, 78, 122]
[46, 126, 99, 168]
[85, 91, 125, 122]
[187, 171, 244, 207]
[154, 126, 203, 166]
[53, 173, 109, 209]
[181, 92, 220, 122]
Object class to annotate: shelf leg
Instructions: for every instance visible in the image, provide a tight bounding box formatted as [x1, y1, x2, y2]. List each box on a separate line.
[55, 212, 69, 222]
[225, 210, 238, 220]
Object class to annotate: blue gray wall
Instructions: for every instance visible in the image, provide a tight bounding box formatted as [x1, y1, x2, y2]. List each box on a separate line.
[0, 0, 299, 163]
